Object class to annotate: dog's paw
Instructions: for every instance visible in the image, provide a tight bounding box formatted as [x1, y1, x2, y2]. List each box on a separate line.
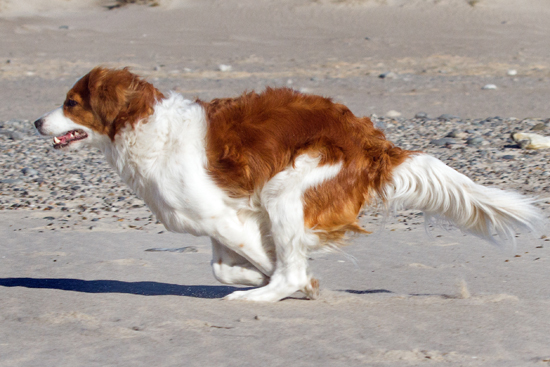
[223, 288, 278, 302]
[223, 285, 292, 302]
[304, 277, 320, 300]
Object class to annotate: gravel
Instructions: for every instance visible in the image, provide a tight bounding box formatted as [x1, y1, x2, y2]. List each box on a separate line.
[1, 115, 549, 232]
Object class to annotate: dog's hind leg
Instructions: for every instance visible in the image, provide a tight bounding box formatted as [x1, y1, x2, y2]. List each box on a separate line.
[225, 155, 341, 302]
[210, 238, 269, 287]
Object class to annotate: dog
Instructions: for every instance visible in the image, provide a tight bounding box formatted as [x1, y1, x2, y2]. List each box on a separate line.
[34, 67, 542, 302]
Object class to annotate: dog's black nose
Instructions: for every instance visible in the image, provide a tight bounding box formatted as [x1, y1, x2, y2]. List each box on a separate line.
[34, 118, 44, 131]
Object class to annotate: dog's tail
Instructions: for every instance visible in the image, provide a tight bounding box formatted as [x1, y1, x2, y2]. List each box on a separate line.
[383, 153, 543, 243]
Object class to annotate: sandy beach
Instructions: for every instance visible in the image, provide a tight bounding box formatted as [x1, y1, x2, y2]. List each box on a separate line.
[1, 0, 550, 365]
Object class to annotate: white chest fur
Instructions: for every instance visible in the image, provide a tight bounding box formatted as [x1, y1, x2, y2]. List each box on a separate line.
[98, 93, 237, 236]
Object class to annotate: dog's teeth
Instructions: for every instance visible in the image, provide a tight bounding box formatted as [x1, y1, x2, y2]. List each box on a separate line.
[53, 137, 61, 144]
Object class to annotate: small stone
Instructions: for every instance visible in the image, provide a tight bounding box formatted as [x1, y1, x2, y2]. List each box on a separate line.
[507, 69, 517, 76]
[429, 138, 458, 146]
[438, 114, 460, 121]
[0, 130, 23, 140]
[446, 129, 467, 139]
[501, 155, 515, 160]
[379, 71, 397, 79]
[415, 112, 428, 119]
[385, 110, 401, 118]
[482, 84, 498, 90]
[374, 120, 386, 130]
[218, 64, 232, 72]
[531, 123, 546, 131]
[21, 167, 38, 176]
[0, 178, 21, 184]
[466, 137, 484, 146]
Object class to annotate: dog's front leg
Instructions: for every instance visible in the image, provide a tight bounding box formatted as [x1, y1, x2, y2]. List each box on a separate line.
[211, 213, 275, 277]
[210, 238, 269, 287]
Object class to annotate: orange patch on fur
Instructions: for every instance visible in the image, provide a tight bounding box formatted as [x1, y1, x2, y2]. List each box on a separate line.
[63, 67, 164, 140]
[201, 88, 410, 246]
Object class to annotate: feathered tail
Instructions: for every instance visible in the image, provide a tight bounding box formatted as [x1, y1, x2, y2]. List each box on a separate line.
[384, 154, 543, 243]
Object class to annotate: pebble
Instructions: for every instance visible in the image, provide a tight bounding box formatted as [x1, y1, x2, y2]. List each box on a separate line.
[466, 137, 484, 146]
[0, 130, 23, 140]
[446, 129, 467, 139]
[379, 72, 397, 79]
[531, 123, 546, 131]
[218, 64, 232, 72]
[385, 110, 402, 118]
[438, 114, 460, 121]
[373, 120, 386, 130]
[21, 167, 38, 176]
[415, 112, 428, 119]
[507, 69, 518, 76]
[482, 84, 498, 90]
[430, 138, 458, 146]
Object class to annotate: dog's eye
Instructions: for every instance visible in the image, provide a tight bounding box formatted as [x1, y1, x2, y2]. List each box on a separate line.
[65, 99, 78, 107]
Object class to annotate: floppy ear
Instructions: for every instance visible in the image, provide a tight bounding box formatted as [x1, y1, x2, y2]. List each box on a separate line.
[88, 67, 129, 127]
[87, 67, 164, 140]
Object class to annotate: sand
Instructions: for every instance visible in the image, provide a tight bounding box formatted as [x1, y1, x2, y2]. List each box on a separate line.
[1, 0, 550, 366]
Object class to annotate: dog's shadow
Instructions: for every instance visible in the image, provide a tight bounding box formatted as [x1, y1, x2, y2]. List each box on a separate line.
[0, 277, 394, 299]
[0, 277, 246, 299]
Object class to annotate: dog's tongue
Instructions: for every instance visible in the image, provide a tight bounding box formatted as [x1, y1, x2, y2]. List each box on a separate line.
[54, 132, 72, 145]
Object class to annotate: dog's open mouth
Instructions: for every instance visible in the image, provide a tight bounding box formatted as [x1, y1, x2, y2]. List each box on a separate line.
[53, 129, 88, 149]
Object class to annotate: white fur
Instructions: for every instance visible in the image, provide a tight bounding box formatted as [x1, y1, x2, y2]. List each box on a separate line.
[38, 91, 543, 302]
[385, 154, 542, 243]
[37, 93, 343, 302]
[226, 155, 342, 301]
[36, 107, 98, 150]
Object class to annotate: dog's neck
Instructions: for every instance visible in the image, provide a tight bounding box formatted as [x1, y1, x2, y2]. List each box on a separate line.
[95, 93, 208, 199]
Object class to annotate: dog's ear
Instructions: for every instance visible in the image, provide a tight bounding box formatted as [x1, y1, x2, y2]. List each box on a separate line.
[88, 67, 131, 128]
[87, 67, 163, 140]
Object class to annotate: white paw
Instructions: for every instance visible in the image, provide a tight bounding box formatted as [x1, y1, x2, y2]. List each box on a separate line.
[223, 286, 287, 302]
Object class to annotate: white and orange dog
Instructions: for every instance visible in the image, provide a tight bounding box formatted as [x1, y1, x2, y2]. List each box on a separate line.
[35, 67, 542, 302]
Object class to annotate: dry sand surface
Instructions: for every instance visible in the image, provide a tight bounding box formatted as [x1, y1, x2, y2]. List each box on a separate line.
[1, 0, 550, 366]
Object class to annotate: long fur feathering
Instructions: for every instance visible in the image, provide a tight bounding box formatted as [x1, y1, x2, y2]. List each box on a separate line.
[385, 154, 543, 244]
[34, 67, 547, 301]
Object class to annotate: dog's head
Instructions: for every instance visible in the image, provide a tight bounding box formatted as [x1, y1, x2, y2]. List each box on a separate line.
[34, 67, 164, 150]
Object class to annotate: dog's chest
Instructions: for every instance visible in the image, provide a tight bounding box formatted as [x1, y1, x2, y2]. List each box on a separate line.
[114, 146, 232, 236]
